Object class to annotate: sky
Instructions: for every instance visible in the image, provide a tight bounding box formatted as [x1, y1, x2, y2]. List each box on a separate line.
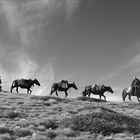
[0, 0, 140, 101]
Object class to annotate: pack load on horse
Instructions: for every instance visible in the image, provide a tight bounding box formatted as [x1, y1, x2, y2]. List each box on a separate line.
[122, 76, 140, 102]
[82, 84, 113, 101]
[59, 80, 68, 89]
[50, 80, 78, 97]
[11, 78, 40, 94]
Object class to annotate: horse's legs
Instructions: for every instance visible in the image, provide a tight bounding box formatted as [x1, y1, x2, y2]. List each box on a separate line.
[10, 86, 13, 93]
[122, 91, 127, 102]
[65, 91, 68, 97]
[102, 95, 106, 101]
[11, 87, 14, 93]
[29, 90, 32, 95]
[137, 96, 140, 102]
[27, 89, 32, 94]
[16, 87, 19, 93]
[128, 95, 132, 101]
[55, 91, 59, 96]
[50, 89, 54, 96]
[88, 92, 91, 98]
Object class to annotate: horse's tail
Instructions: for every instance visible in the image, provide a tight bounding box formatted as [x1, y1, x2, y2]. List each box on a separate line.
[122, 89, 127, 102]
[10, 80, 16, 93]
[50, 84, 54, 95]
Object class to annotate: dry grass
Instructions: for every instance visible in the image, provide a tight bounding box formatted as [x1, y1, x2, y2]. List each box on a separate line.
[0, 92, 139, 139]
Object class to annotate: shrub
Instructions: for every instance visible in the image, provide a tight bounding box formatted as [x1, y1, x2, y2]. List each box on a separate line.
[77, 96, 106, 102]
[61, 111, 140, 136]
[6, 111, 18, 119]
[0, 133, 12, 140]
[61, 129, 78, 137]
[0, 127, 12, 134]
[40, 119, 58, 129]
[14, 128, 32, 137]
[5, 111, 28, 119]
[46, 130, 58, 139]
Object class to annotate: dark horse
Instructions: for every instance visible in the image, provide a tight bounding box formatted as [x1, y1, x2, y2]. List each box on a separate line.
[50, 81, 78, 97]
[122, 76, 140, 102]
[82, 84, 113, 101]
[10, 78, 40, 94]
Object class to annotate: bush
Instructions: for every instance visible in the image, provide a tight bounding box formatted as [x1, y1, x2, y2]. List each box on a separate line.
[61, 129, 78, 137]
[61, 111, 140, 136]
[40, 119, 58, 129]
[0, 127, 12, 134]
[14, 128, 32, 137]
[5, 111, 28, 119]
[77, 96, 106, 102]
[6, 111, 18, 119]
[46, 130, 58, 139]
[0, 133, 11, 140]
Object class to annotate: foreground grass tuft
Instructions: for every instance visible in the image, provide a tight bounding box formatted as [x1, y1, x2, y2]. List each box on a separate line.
[14, 128, 32, 137]
[0, 127, 12, 135]
[40, 119, 58, 129]
[46, 130, 58, 139]
[5, 111, 28, 119]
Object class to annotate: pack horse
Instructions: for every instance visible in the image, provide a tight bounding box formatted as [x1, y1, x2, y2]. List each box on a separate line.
[50, 80, 78, 97]
[11, 78, 40, 94]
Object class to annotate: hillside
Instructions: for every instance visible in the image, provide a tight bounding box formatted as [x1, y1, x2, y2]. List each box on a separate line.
[0, 92, 139, 140]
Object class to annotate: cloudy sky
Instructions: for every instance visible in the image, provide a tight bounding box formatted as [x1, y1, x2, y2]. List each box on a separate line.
[0, 0, 140, 101]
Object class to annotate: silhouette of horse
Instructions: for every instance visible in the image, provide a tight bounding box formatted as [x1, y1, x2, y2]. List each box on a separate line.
[50, 81, 78, 97]
[122, 86, 140, 102]
[122, 76, 140, 102]
[11, 78, 40, 94]
[82, 84, 113, 101]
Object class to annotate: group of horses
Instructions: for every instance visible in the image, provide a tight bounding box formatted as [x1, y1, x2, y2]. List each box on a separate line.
[8, 76, 140, 102]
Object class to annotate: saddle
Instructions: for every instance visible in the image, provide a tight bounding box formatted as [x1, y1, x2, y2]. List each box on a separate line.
[59, 80, 68, 88]
[92, 84, 104, 91]
[19, 79, 31, 86]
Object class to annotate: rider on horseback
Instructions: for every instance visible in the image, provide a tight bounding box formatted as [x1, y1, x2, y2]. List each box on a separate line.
[131, 76, 140, 96]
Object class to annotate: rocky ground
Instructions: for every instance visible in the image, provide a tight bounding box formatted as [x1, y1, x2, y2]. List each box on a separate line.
[0, 92, 139, 140]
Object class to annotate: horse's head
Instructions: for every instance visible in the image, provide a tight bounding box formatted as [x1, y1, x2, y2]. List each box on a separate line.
[105, 86, 113, 93]
[33, 79, 40, 86]
[72, 82, 78, 90]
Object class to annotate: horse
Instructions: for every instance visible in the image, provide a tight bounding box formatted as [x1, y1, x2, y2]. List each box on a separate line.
[10, 78, 40, 94]
[50, 81, 78, 97]
[122, 76, 140, 102]
[122, 86, 140, 102]
[82, 84, 113, 101]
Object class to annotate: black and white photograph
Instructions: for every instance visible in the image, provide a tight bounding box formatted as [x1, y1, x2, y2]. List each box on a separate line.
[0, 0, 140, 139]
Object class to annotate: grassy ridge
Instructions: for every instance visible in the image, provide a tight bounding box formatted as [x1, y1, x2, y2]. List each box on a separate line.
[0, 92, 139, 139]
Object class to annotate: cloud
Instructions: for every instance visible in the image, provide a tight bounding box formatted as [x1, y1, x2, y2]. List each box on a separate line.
[129, 54, 140, 65]
[0, 0, 80, 94]
[101, 53, 140, 84]
[0, 0, 80, 44]
[32, 63, 55, 96]
[100, 72, 118, 82]
[0, 52, 54, 95]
